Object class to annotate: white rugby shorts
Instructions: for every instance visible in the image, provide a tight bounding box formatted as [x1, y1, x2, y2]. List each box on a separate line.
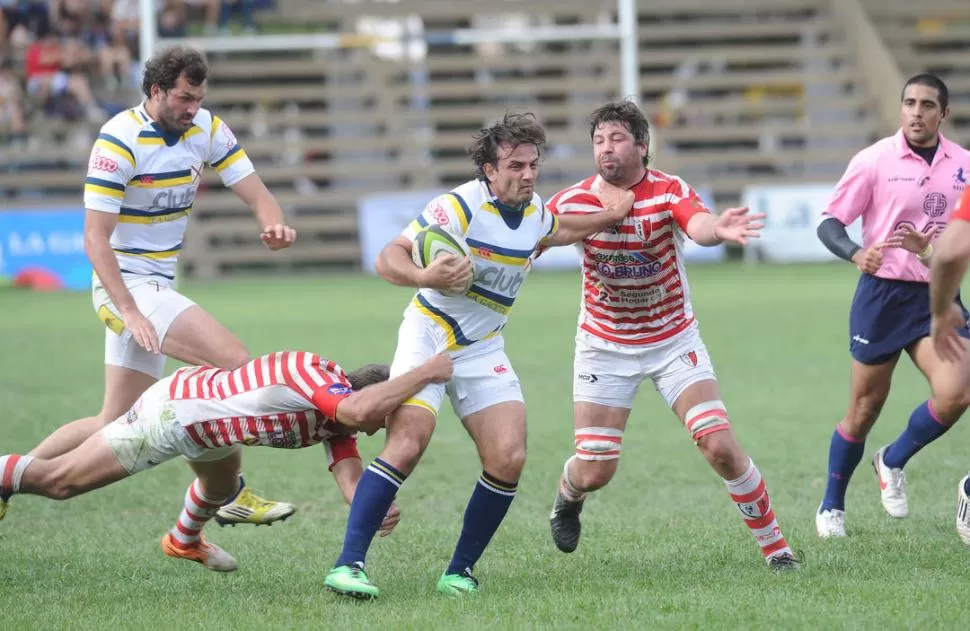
[92, 274, 196, 378]
[389, 311, 523, 419]
[100, 377, 238, 475]
[573, 325, 717, 409]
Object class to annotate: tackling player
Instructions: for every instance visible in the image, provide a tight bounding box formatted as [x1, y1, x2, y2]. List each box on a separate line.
[324, 112, 637, 600]
[0, 352, 453, 571]
[0, 46, 298, 526]
[545, 100, 799, 571]
[814, 74, 970, 537]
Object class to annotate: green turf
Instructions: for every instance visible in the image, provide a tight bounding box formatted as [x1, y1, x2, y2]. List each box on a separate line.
[1, 263, 966, 629]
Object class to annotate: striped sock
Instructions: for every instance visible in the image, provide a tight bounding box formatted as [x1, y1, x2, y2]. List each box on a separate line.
[446, 471, 518, 575]
[335, 457, 406, 568]
[0, 454, 34, 498]
[169, 479, 222, 549]
[725, 459, 792, 560]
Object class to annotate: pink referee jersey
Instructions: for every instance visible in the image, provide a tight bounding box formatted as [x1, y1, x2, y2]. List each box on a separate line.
[822, 129, 970, 282]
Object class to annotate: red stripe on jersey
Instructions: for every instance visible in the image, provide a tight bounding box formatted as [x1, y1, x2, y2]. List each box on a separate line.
[279, 412, 294, 437]
[279, 352, 293, 390]
[184, 424, 208, 448]
[296, 412, 311, 447]
[231, 417, 245, 442]
[215, 420, 232, 446]
[247, 417, 261, 441]
[585, 298, 686, 331]
[581, 317, 694, 345]
[201, 421, 221, 447]
[240, 364, 252, 391]
[292, 353, 317, 401]
[254, 355, 265, 387]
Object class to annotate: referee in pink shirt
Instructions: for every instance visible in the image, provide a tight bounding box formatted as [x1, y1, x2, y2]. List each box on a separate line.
[814, 74, 970, 538]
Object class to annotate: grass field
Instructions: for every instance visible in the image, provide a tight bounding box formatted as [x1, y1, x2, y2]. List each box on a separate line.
[1, 263, 967, 630]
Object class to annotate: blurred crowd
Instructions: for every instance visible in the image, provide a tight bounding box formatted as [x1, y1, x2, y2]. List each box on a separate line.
[0, 0, 265, 148]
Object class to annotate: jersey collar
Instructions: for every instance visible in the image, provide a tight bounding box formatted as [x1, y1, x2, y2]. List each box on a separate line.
[136, 101, 198, 147]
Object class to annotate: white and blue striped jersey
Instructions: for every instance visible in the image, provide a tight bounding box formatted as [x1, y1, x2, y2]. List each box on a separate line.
[401, 178, 559, 353]
[83, 102, 255, 280]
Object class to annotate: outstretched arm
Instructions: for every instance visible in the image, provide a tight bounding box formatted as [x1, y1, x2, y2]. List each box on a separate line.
[543, 183, 635, 247]
[330, 353, 453, 433]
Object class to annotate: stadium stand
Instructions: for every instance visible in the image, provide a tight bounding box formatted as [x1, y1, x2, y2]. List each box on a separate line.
[1, 0, 965, 278]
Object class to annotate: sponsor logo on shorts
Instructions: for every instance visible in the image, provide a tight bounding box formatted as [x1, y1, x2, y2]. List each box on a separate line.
[577, 372, 598, 383]
[679, 351, 698, 368]
[493, 364, 508, 374]
[328, 383, 353, 396]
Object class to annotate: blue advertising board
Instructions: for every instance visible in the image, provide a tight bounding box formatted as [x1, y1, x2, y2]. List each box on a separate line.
[0, 208, 91, 290]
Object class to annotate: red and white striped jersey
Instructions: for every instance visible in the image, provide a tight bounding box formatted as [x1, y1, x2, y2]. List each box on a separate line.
[547, 170, 711, 347]
[164, 351, 359, 469]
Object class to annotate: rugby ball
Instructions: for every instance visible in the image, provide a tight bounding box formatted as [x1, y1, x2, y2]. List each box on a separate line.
[411, 224, 473, 296]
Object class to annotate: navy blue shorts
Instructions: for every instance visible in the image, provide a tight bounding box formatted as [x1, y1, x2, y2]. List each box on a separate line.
[849, 274, 970, 365]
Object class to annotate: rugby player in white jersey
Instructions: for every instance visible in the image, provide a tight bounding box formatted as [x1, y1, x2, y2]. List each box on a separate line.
[0, 46, 298, 526]
[545, 100, 800, 571]
[324, 113, 636, 600]
[0, 352, 454, 571]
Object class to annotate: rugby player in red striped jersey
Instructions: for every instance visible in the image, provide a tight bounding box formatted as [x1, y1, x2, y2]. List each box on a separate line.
[0, 351, 452, 571]
[545, 100, 799, 571]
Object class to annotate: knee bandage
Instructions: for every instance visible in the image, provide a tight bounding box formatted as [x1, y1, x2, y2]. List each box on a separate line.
[684, 400, 730, 442]
[574, 427, 624, 461]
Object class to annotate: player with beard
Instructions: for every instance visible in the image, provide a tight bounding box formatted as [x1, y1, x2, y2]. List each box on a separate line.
[0, 46, 299, 532]
[544, 100, 800, 571]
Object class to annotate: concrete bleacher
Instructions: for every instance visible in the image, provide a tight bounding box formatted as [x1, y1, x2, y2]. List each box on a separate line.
[2, 0, 889, 278]
[861, 0, 970, 147]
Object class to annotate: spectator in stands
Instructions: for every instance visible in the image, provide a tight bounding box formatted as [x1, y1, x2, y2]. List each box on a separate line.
[184, 0, 220, 34]
[0, 57, 26, 145]
[25, 25, 104, 122]
[158, 0, 188, 37]
[110, 0, 139, 46]
[0, 0, 49, 53]
[219, 0, 257, 34]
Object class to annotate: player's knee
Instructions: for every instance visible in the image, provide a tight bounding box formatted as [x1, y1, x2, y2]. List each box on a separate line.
[696, 429, 742, 472]
[576, 459, 618, 491]
[487, 443, 527, 482]
[385, 412, 436, 472]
